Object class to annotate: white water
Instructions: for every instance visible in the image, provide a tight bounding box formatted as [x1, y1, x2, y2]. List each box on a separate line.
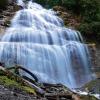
[73, 90, 100, 99]
[0, 0, 95, 89]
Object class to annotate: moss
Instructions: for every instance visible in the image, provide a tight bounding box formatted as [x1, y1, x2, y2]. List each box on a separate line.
[80, 95, 98, 100]
[0, 70, 5, 75]
[0, 76, 19, 86]
[84, 80, 100, 88]
[22, 86, 36, 95]
[83, 79, 100, 94]
[0, 72, 36, 95]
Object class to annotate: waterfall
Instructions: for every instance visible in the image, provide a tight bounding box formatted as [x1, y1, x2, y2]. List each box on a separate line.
[0, 0, 95, 89]
[16, 0, 25, 7]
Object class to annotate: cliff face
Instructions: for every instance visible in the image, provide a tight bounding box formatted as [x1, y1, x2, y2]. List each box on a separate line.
[96, 45, 100, 67]
[53, 6, 81, 29]
[95, 45, 100, 77]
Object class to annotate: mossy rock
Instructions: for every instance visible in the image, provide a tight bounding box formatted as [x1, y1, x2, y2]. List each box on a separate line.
[80, 95, 98, 100]
[83, 79, 100, 94]
[0, 70, 36, 95]
[22, 86, 36, 94]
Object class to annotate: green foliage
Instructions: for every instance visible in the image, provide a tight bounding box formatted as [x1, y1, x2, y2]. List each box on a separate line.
[62, 0, 81, 14]
[90, 22, 100, 35]
[62, 0, 100, 17]
[78, 23, 91, 35]
[0, 75, 20, 86]
[78, 22, 100, 39]
[36, 0, 100, 41]
[79, 0, 100, 21]
[23, 86, 36, 94]
[36, 0, 100, 23]
[0, 0, 8, 9]
[0, 74, 36, 94]
[36, 0, 61, 8]
[36, 0, 100, 16]
[83, 79, 100, 94]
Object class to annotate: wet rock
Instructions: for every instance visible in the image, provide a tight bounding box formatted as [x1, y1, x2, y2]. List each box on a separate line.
[0, 26, 6, 34]
[88, 44, 97, 66]
[82, 78, 100, 95]
[53, 6, 81, 28]
[53, 6, 67, 12]
[42, 83, 73, 100]
[0, 20, 4, 25]
[0, 19, 10, 27]
[87, 43, 100, 78]
[13, 4, 24, 11]
[3, 11, 14, 17]
[7, 6, 14, 11]
[0, 15, 6, 18]
[0, 85, 36, 100]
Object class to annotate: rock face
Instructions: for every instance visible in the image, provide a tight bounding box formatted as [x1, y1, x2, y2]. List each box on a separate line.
[0, 85, 36, 100]
[8, 0, 14, 4]
[88, 44, 100, 78]
[96, 45, 100, 67]
[88, 44, 97, 67]
[53, 6, 81, 29]
[95, 45, 100, 78]
[0, 2, 17, 35]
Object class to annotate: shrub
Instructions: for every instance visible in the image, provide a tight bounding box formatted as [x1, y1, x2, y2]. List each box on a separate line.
[90, 22, 100, 35]
[78, 23, 92, 35]
[79, 0, 100, 21]
[62, 0, 100, 20]
[36, 0, 100, 20]
[36, 0, 61, 8]
[78, 22, 100, 36]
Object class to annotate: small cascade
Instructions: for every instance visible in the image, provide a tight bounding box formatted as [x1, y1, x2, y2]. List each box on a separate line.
[17, 0, 25, 7]
[0, 0, 95, 89]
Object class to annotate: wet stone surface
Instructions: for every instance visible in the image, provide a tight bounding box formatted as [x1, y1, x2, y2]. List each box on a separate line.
[0, 85, 38, 100]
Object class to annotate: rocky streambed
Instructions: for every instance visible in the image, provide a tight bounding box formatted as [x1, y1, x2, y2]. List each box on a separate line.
[0, 66, 99, 100]
[0, 85, 37, 100]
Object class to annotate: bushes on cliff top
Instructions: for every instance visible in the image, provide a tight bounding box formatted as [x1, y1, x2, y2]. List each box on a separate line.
[36, 0, 100, 20]
[36, 0, 100, 40]
[78, 22, 100, 39]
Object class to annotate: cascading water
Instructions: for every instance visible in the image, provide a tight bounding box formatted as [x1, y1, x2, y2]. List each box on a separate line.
[0, 0, 95, 89]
